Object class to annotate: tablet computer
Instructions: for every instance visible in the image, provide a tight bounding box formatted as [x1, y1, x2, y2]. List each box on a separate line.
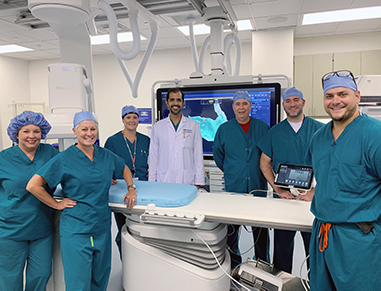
[274, 163, 314, 191]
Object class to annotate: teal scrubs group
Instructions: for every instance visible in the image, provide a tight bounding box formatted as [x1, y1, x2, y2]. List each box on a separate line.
[36, 145, 126, 291]
[104, 131, 149, 254]
[306, 114, 381, 290]
[257, 116, 323, 273]
[213, 117, 270, 266]
[0, 144, 59, 291]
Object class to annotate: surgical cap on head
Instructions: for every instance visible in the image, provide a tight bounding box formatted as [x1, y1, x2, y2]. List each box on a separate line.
[7, 110, 51, 143]
[73, 111, 98, 128]
[323, 73, 357, 94]
[233, 90, 251, 103]
[122, 105, 139, 118]
[282, 87, 303, 102]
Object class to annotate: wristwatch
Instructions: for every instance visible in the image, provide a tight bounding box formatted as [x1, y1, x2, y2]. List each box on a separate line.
[128, 184, 136, 190]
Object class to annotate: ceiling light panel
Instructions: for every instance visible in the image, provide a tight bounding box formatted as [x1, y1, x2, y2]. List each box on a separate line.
[0, 44, 33, 54]
[303, 6, 381, 25]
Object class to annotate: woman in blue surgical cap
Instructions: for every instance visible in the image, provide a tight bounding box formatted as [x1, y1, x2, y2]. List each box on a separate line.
[27, 111, 137, 291]
[0, 111, 59, 291]
[104, 105, 150, 257]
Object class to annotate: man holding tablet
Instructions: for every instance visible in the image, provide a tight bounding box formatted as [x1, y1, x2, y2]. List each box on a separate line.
[257, 87, 323, 273]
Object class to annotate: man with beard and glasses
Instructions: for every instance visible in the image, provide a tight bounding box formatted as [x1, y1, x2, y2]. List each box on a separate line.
[149, 88, 204, 188]
[257, 87, 323, 273]
[306, 70, 381, 290]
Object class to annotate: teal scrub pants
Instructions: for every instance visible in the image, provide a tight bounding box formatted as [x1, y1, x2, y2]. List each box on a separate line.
[61, 231, 111, 291]
[310, 219, 381, 290]
[0, 235, 53, 291]
[273, 229, 310, 273]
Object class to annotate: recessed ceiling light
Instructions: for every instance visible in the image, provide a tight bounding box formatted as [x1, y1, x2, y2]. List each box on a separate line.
[178, 20, 253, 36]
[91, 32, 146, 45]
[237, 20, 253, 30]
[267, 17, 288, 24]
[177, 24, 210, 36]
[303, 6, 381, 25]
[0, 44, 33, 54]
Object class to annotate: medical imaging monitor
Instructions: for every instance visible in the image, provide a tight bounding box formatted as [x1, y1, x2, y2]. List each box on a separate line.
[156, 83, 281, 157]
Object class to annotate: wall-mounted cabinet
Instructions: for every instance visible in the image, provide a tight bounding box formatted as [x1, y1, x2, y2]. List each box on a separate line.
[294, 50, 381, 117]
[361, 50, 381, 75]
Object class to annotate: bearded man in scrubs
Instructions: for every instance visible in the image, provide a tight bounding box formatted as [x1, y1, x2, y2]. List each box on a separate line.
[27, 111, 137, 291]
[0, 111, 58, 291]
[257, 87, 323, 273]
[213, 90, 270, 268]
[306, 70, 381, 290]
[149, 88, 204, 188]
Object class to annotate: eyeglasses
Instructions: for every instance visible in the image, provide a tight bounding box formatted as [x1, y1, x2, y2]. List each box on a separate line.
[321, 70, 357, 90]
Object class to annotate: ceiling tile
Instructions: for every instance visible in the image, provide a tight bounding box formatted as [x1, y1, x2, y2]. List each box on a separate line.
[301, 0, 354, 13]
[0, 31, 38, 43]
[16, 28, 58, 41]
[17, 40, 57, 50]
[0, 0, 379, 60]
[295, 22, 340, 37]
[0, 18, 27, 33]
[352, 0, 381, 8]
[249, 0, 303, 18]
[254, 14, 299, 30]
[335, 19, 381, 33]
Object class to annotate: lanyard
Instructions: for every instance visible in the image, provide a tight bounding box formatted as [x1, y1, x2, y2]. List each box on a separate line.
[122, 132, 137, 176]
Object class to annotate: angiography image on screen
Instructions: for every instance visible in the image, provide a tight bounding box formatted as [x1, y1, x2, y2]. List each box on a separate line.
[156, 83, 281, 156]
[187, 100, 227, 142]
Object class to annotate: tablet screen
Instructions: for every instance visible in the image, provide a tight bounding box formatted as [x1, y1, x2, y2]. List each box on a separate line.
[274, 164, 314, 190]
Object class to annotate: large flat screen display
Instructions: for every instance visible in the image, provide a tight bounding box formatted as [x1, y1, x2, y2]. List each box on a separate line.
[156, 83, 281, 156]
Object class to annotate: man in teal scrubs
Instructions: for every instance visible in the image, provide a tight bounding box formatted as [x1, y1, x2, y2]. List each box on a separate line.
[0, 111, 58, 291]
[306, 71, 381, 290]
[27, 111, 137, 291]
[258, 87, 323, 273]
[213, 90, 269, 268]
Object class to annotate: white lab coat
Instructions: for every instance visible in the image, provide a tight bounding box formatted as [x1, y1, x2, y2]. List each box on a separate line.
[148, 115, 204, 185]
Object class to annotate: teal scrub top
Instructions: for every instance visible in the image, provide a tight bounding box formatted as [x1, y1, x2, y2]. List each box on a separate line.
[306, 114, 381, 223]
[104, 131, 149, 181]
[257, 116, 324, 172]
[213, 118, 268, 194]
[37, 145, 125, 237]
[0, 144, 59, 241]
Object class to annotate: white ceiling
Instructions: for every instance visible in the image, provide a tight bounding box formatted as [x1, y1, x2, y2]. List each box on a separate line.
[0, 0, 381, 60]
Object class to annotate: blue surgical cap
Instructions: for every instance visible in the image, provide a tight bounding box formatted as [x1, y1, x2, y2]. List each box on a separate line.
[122, 105, 139, 117]
[7, 111, 51, 143]
[73, 111, 98, 128]
[233, 90, 251, 103]
[282, 87, 304, 102]
[323, 73, 357, 94]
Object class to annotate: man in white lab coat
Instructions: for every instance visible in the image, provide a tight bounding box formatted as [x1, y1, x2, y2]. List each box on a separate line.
[149, 88, 204, 188]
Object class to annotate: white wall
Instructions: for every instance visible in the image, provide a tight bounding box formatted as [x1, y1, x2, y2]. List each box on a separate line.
[252, 29, 294, 79]
[294, 31, 381, 56]
[0, 56, 31, 149]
